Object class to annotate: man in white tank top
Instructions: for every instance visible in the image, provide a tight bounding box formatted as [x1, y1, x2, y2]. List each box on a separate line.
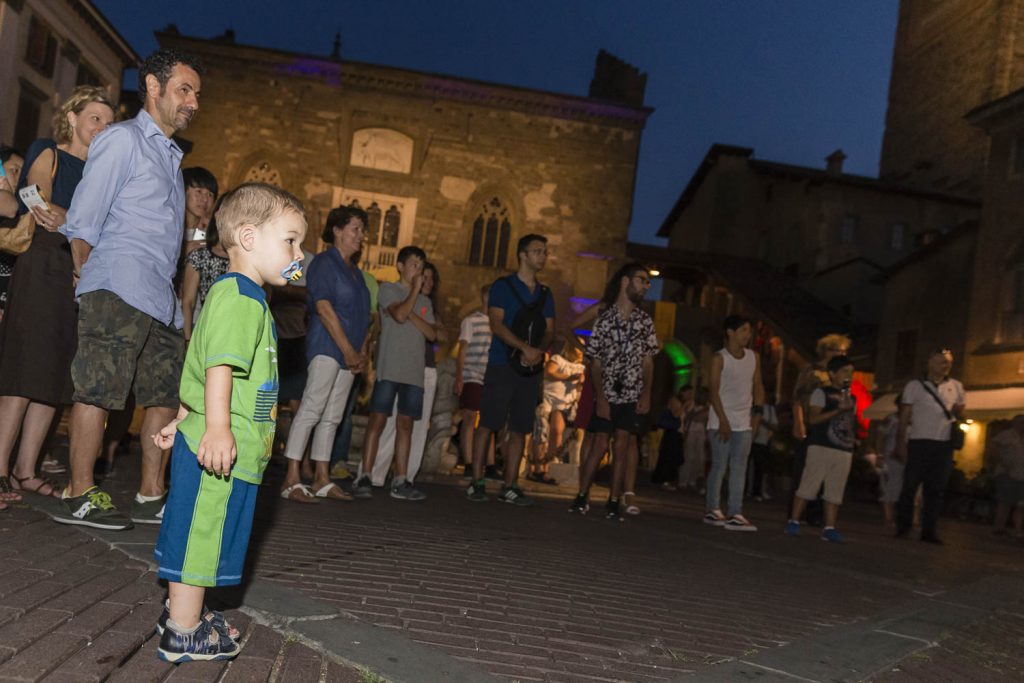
[705, 315, 764, 531]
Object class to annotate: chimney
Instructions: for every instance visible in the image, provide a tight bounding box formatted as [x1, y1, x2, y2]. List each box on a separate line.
[588, 50, 647, 107]
[826, 149, 847, 174]
[330, 31, 342, 60]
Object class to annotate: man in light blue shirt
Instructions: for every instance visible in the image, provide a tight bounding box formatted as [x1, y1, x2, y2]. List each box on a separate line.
[52, 49, 204, 531]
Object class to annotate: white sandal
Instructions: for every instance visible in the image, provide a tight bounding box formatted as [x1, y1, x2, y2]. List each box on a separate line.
[314, 482, 353, 501]
[280, 483, 318, 503]
[623, 491, 640, 515]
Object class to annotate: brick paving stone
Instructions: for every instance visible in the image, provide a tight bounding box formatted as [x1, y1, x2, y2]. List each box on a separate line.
[104, 639, 173, 683]
[102, 579, 164, 609]
[323, 659, 366, 683]
[276, 641, 322, 682]
[237, 624, 283, 660]
[0, 632, 87, 682]
[0, 570, 50, 600]
[218, 655, 274, 683]
[0, 608, 73, 661]
[44, 629, 147, 682]
[105, 604, 163, 642]
[1, 581, 74, 613]
[56, 601, 134, 639]
[162, 658, 227, 682]
[39, 569, 143, 616]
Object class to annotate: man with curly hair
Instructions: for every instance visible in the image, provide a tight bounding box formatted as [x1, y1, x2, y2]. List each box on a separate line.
[53, 49, 205, 530]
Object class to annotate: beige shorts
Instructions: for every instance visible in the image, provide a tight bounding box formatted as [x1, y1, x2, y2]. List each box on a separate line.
[796, 444, 852, 505]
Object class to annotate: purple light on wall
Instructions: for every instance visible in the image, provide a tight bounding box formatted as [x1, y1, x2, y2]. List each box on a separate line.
[275, 59, 342, 87]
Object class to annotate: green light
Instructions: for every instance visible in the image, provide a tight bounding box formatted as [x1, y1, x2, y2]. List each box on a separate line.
[663, 340, 695, 392]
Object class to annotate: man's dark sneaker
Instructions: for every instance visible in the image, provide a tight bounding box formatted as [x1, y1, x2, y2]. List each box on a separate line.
[497, 485, 533, 506]
[51, 487, 133, 530]
[156, 600, 240, 641]
[353, 476, 373, 500]
[821, 527, 845, 544]
[921, 534, 944, 545]
[605, 500, 623, 522]
[723, 514, 758, 532]
[131, 493, 167, 525]
[157, 616, 240, 663]
[484, 465, 502, 480]
[390, 481, 426, 501]
[568, 494, 589, 514]
[466, 480, 489, 502]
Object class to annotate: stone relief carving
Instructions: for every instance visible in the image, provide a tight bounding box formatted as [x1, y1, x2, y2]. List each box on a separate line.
[350, 128, 413, 174]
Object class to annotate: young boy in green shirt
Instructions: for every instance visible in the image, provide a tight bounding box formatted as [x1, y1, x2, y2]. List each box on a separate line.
[152, 183, 307, 662]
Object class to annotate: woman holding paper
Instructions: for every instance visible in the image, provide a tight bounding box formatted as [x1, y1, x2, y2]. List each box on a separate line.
[0, 86, 115, 507]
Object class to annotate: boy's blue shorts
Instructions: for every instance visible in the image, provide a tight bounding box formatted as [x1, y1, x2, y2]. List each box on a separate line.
[154, 433, 259, 587]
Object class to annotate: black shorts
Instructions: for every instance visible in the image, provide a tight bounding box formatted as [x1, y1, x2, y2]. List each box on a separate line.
[478, 364, 542, 435]
[588, 402, 644, 436]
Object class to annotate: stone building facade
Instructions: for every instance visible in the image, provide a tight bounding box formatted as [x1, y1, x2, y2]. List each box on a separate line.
[656, 144, 978, 327]
[157, 30, 651, 335]
[879, 0, 1024, 195]
[0, 0, 136, 152]
[961, 91, 1024, 414]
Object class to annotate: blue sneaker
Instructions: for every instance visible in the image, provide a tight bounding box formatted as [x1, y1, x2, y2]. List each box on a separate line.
[785, 520, 801, 536]
[157, 616, 240, 663]
[821, 527, 845, 544]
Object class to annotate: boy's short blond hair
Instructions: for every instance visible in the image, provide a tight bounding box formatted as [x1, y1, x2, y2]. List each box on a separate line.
[215, 182, 306, 249]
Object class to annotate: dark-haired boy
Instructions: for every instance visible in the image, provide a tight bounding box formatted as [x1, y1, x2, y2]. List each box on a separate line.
[182, 166, 219, 253]
[356, 246, 438, 501]
[786, 355, 857, 543]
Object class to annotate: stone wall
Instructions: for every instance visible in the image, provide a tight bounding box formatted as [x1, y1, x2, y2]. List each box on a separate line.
[0, 0, 132, 149]
[160, 33, 649, 340]
[874, 229, 977, 391]
[663, 152, 978, 326]
[879, 0, 1024, 194]
[963, 117, 1024, 389]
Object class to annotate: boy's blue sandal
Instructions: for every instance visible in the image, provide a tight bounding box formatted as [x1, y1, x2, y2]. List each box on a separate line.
[157, 616, 240, 663]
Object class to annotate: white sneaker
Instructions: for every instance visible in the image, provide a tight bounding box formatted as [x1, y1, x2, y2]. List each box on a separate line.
[703, 510, 727, 526]
[723, 515, 757, 532]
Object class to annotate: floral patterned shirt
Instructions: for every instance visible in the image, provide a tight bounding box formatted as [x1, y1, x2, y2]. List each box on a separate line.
[185, 247, 229, 304]
[586, 304, 660, 405]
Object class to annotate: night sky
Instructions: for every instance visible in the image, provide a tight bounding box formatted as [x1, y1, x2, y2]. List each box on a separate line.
[92, 0, 899, 245]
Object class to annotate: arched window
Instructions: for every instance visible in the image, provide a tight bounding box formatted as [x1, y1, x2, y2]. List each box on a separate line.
[468, 197, 512, 268]
[242, 161, 282, 186]
[365, 202, 382, 245]
[382, 206, 401, 247]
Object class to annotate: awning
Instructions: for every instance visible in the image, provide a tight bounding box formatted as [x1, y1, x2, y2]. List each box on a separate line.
[863, 393, 898, 420]
[964, 387, 1024, 420]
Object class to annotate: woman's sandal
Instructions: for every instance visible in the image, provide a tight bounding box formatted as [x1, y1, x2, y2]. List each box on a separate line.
[0, 475, 23, 503]
[280, 482, 319, 504]
[11, 475, 61, 498]
[623, 491, 641, 516]
[314, 482, 353, 501]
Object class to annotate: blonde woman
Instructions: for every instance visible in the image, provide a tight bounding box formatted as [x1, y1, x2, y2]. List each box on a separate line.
[0, 86, 115, 506]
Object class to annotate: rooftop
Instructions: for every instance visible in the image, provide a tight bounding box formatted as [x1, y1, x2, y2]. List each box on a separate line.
[657, 144, 980, 237]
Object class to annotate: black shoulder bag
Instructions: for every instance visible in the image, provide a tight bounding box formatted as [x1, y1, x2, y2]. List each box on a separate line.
[918, 380, 965, 450]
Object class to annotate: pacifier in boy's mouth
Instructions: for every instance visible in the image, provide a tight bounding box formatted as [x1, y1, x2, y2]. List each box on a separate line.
[281, 260, 303, 282]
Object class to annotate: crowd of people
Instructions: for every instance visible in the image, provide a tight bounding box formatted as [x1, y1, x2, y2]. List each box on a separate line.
[0, 46, 1014, 664]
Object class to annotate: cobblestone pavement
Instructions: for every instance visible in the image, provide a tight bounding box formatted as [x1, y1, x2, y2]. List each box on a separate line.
[0, 505, 364, 682]
[869, 605, 1024, 682]
[8, 443, 1024, 682]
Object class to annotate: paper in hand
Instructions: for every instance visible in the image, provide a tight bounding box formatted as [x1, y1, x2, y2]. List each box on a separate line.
[18, 185, 49, 212]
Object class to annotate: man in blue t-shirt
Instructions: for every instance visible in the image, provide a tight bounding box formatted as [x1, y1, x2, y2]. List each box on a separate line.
[467, 234, 555, 506]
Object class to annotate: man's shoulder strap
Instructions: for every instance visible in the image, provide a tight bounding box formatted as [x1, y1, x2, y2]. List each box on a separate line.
[918, 379, 954, 420]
